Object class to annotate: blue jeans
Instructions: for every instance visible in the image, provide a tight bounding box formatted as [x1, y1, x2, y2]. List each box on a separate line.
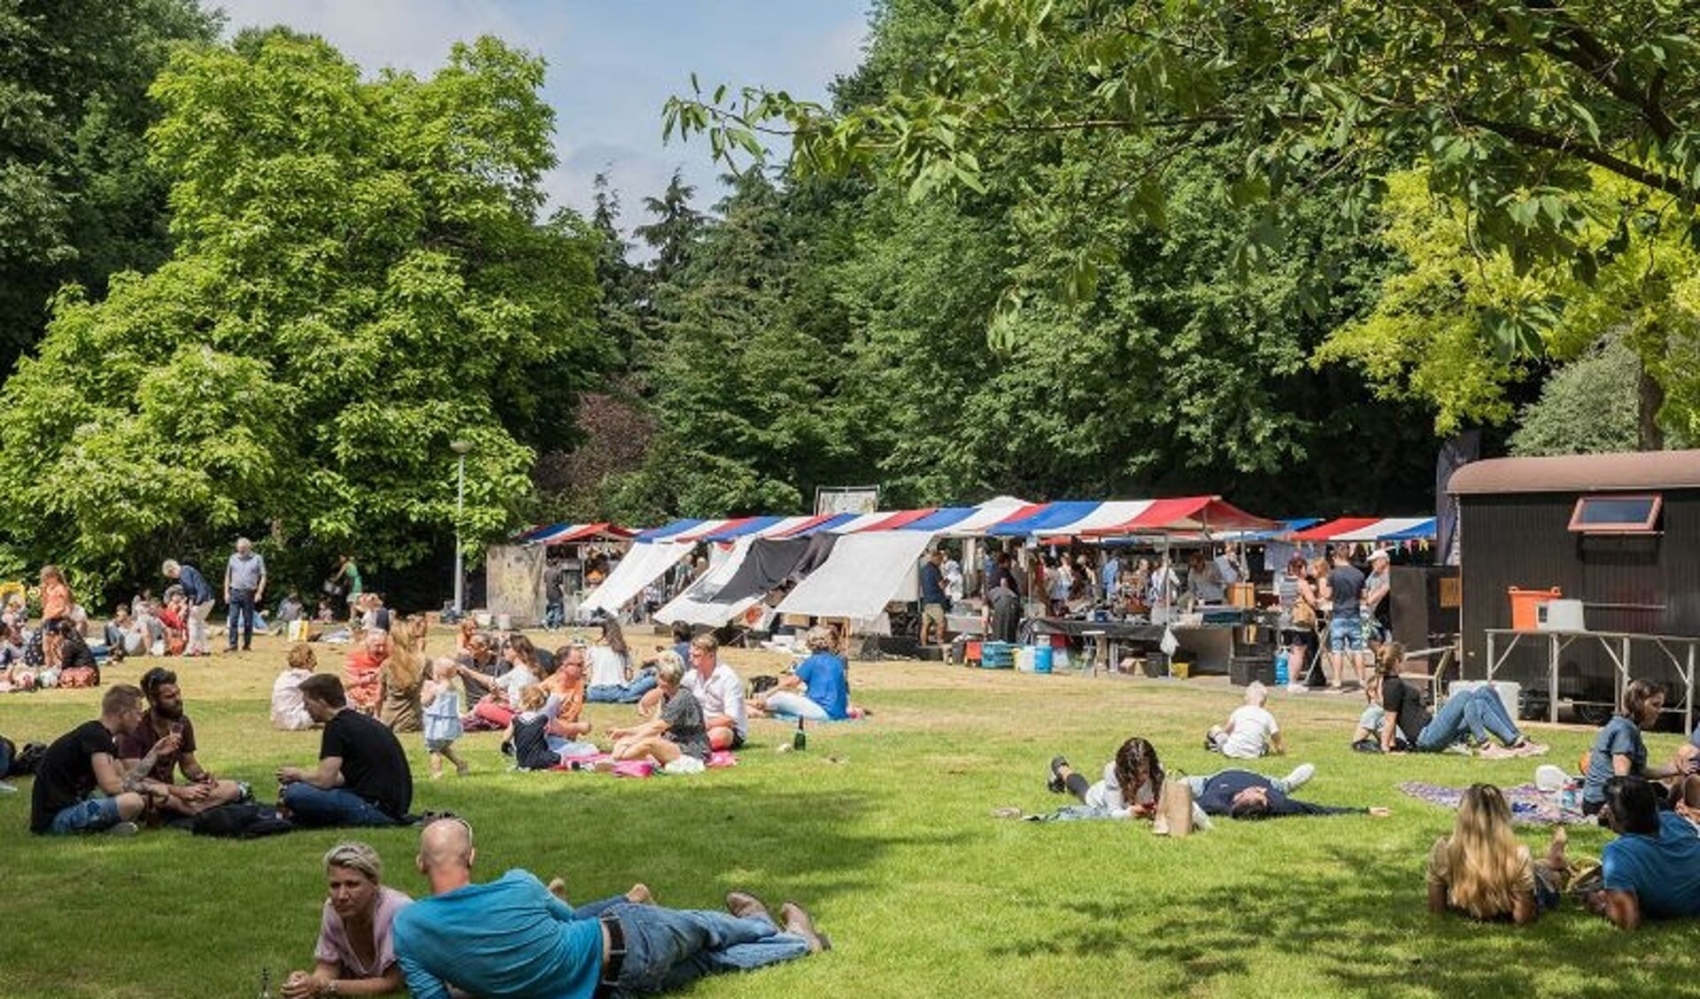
[544, 600, 564, 629]
[762, 691, 830, 722]
[281, 784, 400, 827]
[606, 902, 811, 995]
[49, 797, 123, 834]
[587, 672, 658, 704]
[227, 589, 257, 649]
[1418, 688, 1522, 751]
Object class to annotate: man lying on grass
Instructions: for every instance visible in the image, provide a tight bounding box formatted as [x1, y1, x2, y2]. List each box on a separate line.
[393, 816, 827, 998]
[1583, 776, 1700, 930]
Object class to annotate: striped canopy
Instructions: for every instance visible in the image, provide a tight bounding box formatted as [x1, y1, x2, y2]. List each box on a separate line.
[989, 496, 1276, 538]
[520, 522, 633, 545]
[1290, 516, 1437, 543]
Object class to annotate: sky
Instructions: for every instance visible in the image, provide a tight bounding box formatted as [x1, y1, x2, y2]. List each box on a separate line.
[214, 1, 872, 232]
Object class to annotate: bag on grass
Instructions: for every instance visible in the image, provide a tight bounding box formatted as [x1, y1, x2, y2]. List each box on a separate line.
[191, 803, 295, 839]
[748, 675, 780, 696]
[1152, 778, 1194, 838]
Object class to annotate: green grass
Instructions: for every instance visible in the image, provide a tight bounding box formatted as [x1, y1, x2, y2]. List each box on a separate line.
[2, 632, 1699, 998]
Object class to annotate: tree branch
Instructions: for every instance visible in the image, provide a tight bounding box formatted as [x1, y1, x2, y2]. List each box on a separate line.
[1461, 114, 1694, 199]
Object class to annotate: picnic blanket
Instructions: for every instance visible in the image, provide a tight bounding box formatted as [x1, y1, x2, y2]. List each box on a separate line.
[552, 750, 738, 777]
[1397, 781, 1594, 826]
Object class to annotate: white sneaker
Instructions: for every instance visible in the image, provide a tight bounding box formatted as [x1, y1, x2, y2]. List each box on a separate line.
[106, 820, 140, 837]
[0, 781, 17, 795]
[1282, 763, 1316, 791]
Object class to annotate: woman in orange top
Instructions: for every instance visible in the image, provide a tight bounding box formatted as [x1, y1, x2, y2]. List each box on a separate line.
[39, 565, 72, 669]
[342, 629, 388, 714]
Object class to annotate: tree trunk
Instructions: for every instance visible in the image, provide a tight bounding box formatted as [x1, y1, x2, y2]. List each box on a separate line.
[1637, 362, 1665, 451]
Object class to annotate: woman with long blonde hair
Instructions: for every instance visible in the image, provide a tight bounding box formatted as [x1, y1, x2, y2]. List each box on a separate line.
[376, 618, 427, 732]
[1426, 783, 1569, 923]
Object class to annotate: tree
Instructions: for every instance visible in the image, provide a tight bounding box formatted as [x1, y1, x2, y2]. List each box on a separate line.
[1508, 338, 1643, 456]
[0, 31, 604, 593]
[0, 0, 216, 371]
[670, 0, 1700, 269]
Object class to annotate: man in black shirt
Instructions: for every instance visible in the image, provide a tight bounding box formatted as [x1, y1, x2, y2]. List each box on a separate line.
[1319, 548, 1368, 691]
[278, 673, 413, 826]
[1189, 769, 1391, 820]
[31, 684, 176, 835]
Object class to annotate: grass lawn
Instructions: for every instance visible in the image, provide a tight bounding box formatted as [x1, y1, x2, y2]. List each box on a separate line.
[2, 629, 1698, 998]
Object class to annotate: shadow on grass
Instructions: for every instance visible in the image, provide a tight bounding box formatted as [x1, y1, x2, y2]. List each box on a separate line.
[985, 842, 1700, 996]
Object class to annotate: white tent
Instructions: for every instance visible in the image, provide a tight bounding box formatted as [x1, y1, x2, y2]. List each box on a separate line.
[775, 531, 935, 621]
[580, 542, 694, 616]
[653, 537, 763, 627]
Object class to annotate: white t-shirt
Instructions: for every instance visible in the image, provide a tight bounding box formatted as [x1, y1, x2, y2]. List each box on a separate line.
[683, 662, 748, 737]
[587, 646, 627, 688]
[1221, 705, 1279, 759]
[270, 668, 315, 730]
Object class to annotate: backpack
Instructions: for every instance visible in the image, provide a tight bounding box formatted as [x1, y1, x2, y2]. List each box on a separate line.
[191, 803, 296, 839]
[4, 738, 47, 778]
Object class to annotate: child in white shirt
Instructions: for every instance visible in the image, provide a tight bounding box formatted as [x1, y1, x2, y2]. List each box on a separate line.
[1207, 682, 1287, 759]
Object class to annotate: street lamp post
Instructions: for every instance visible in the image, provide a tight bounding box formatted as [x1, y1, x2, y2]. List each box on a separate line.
[450, 440, 473, 615]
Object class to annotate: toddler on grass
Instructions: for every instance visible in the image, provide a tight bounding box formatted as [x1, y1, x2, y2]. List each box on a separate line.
[1206, 681, 1287, 759]
[421, 657, 468, 779]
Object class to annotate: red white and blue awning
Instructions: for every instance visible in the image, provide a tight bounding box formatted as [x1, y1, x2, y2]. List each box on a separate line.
[520, 522, 634, 545]
[1290, 516, 1437, 543]
[988, 496, 1276, 538]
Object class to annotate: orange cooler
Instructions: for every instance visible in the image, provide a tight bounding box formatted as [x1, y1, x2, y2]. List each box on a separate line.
[1508, 587, 1562, 630]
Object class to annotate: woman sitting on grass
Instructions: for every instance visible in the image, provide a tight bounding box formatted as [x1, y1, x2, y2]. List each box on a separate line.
[604, 652, 711, 773]
[282, 841, 408, 998]
[1427, 783, 1570, 924]
[747, 625, 851, 722]
[1581, 678, 1697, 814]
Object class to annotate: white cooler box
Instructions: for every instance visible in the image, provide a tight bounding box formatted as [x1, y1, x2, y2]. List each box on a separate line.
[1447, 680, 1522, 724]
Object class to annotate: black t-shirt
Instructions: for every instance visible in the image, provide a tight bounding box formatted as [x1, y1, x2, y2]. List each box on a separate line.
[321, 709, 412, 817]
[1381, 677, 1430, 748]
[30, 720, 117, 833]
[1326, 565, 1365, 616]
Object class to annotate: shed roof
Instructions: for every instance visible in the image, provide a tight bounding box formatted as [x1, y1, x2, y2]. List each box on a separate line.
[1449, 449, 1700, 495]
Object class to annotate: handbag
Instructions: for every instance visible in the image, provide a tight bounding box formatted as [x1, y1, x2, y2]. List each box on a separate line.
[1292, 599, 1317, 628]
[1152, 777, 1195, 837]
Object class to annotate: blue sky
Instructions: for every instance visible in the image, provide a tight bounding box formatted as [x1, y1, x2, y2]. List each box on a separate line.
[214, 1, 872, 231]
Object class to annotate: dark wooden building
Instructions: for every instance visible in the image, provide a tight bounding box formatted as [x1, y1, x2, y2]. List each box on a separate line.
[1449, 450, 1700, 723]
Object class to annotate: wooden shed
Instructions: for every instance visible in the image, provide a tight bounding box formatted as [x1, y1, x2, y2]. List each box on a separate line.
[1449, 449, 1700, 725]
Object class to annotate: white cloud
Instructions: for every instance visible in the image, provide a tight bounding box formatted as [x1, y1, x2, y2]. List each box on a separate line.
[213, 0, 552, 75]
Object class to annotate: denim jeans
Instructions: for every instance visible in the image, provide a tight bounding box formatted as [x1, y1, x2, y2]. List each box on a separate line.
[281, 784, 400, 827]
[1418, 688, 1521, 751]
[605, 901, 810, 995]
[587, 672, 658, 704]
[762, 691, 830, 722]
[227, 589, 258, 649]
[49, 797, 123, 834]
[544, 600, 565, 629]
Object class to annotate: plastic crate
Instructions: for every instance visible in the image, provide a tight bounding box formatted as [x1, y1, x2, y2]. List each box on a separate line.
[979, 641, 1016, 668]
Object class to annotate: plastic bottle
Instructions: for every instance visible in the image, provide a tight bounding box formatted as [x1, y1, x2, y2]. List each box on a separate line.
[1274, 649, 1289, 687]
[259, 969, 271, 999]
[793, 717, 807, 752]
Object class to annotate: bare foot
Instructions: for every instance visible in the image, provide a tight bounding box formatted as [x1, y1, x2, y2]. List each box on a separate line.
[1547, 825, 1569, 869]
[455, 762, 470, 777]
[429, 770, 444, 781]
[547, 877, 569, 902]
[1368, 807, 1392, 818]
[625, 883, 653, 905]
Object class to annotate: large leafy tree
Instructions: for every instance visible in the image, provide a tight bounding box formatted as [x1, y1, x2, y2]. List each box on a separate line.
[0, 30, 603, 591]
[0, 0, 216, 370]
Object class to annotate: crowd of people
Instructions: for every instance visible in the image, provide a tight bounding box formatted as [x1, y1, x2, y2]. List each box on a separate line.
[8, 540, 1700, 998]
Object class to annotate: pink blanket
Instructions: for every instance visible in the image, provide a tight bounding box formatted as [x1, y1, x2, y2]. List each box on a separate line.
[552, 750, 737, 777]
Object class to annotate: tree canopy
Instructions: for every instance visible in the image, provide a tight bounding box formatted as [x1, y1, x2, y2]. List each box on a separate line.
[0, 30, 604, 589]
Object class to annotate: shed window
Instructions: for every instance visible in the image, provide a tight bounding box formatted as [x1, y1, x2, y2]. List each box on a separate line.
[1568, 494, 1662, 533]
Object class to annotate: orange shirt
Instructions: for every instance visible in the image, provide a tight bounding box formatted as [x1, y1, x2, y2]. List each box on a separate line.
[542, 672, 585, 723]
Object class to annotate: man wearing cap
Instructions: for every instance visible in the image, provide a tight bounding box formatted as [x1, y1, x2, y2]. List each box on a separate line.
[393, 817, 825, 999]
[1362, 549, 1393, 646]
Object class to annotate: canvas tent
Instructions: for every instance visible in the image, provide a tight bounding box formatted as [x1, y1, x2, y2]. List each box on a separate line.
[775, 530, 936, 621]
[579, 541, 695, 616]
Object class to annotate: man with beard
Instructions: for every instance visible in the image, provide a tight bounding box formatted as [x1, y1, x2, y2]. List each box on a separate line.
[117, 666, 247, 817]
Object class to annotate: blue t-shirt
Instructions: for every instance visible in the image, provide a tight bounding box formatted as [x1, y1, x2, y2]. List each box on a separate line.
[919, 561, 946, 604]
[393, 869, 602, 999]
[1602, 812, 1700, 918]
[794, 651, 850, 720]
[1583, 715, 1647, 805]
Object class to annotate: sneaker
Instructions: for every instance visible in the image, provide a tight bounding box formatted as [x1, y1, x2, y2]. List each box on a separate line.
[779, 901, 829, 953]
[0, 781, 16, 795]
[1512, 740, 1550, 758]
[1282, 763, 1316, 792]
[1442, 742, 1475, 756]
[106, 820, 140, 837]
[1286, 683, 1308, 694]
[1478, 744, 1515, 760]
[1046, 756, 1069, 794]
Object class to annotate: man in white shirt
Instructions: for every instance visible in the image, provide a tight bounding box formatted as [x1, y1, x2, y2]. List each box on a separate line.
[684, 634, 748, 751]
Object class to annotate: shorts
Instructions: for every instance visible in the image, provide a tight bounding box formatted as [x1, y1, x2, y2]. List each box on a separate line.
[48, 797, 123, 835]
[921, 603, 947, 627]
[1329, 614, 1365, 653]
